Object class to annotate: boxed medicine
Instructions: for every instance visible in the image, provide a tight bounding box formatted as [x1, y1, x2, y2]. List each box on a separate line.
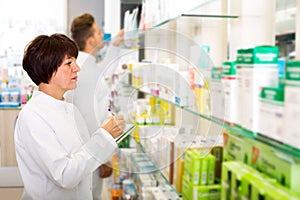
[222, 61, 238, 124]
[259, 87, 284, 141]
[283, 60, 300, 149]
[237, 46, 279, 132]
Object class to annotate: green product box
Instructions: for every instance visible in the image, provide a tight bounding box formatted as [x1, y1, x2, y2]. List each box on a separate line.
[221, 161, 242, 200]
[194, 184, 221, 200]
[286, 60, 300, 84]
[265, 189, 294, 200]
[240, 173, 262, 200]
[251, 141, 300, 194]
[222, 61, 237, 77]
[207, 154, 216, 185]
[223, 130, 252, 165]
[265, 183, 300, 200]
[200, 155, 209, 186]
[183, 176, 221, 200]
[239, 46, 279, 65]
[260, 86, 284, 102]
[184, 150, 201, 185]
[236, 49, 245, 64]
[240, 170, 277, 200]
[230, 162, 253, 200]
[250, 179, 275, 200]
[182, 176, 191, 200]
[211, 67, 223, 81]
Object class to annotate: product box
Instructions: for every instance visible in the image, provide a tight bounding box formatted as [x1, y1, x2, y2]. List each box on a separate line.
[190, 67, 205, 114]
[259, 87, 284, 141]
[236, 49, 246, 128]
[210, 66, 225, 120]
[221, 161, 264, 200]
[222, 61, 238, 124]
[240, 173, 264, 200]
[183, 176, 221, 200]
[236, 46, 279, 132]
[265, 183, 300, 200]
[194, 184, 221, 200]
[283, 60, 300, 149]
[265, 189, 294, 200]
[182, 175, 191, 199]
[221, 161, 242, 200]
[250, 178, 276, 200]
[229, 162, 254, 200]
[183, 150, 202, 185]
[223, 130, 252, 165]
[200, 155, 209, 186]
[173, 134, 197, 193]
[207, 154, 216, 185]
[174, 70, 195, 109]
[146, 185, 181, 200]
[240, 168, 277, 200]
[251, 141, 300, 194]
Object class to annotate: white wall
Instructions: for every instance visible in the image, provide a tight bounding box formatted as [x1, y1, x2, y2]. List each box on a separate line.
[104, 0, 121, 35]
[67, 0, 105, 36]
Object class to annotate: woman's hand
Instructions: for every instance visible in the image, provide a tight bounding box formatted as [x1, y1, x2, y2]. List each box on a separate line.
[101, 115, 125, 138]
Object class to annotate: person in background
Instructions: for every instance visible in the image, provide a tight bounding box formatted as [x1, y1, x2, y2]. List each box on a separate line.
[65, 13, 124, 200]
[14, 33, 125, 200]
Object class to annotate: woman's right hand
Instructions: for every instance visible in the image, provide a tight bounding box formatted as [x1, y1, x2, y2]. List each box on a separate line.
[101, 115, 125, 138]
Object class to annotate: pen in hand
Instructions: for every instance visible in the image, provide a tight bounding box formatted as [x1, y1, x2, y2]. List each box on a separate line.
[102, 108, 126, 138]
[107, 107, 115, 116]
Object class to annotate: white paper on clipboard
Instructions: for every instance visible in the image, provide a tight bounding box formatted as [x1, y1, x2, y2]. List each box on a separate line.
[115, 124, 136, 143]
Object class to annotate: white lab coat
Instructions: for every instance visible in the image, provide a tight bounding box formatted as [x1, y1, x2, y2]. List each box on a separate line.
[64, 46, 120, 200]
[14, 91, 117, 200]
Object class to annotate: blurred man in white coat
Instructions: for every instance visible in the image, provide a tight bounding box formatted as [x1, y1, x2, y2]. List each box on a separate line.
[65, 13, 124, 200]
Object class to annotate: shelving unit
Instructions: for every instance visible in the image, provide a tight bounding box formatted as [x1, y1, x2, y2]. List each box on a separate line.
[125, 82, 300, 160]
[113, 0, 300, 199]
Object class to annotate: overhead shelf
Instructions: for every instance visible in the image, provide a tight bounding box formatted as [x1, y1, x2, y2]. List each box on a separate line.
[145, 0, 238, 29]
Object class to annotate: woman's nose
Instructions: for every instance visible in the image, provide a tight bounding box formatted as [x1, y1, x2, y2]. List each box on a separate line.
[73, 63, 80, 72]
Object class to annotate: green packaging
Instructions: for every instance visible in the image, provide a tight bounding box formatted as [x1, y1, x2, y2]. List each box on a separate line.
[183, 176, 221, 200]
[223, 130, 252, 165]
[251, 140, 300, 194]
[240, 46, 279, 65]
[207, 154, 216, 185]
[221, 161, 241, 200]
[183, 150, 201, 185]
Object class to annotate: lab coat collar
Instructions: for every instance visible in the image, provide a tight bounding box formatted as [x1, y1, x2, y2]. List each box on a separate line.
[33, 90, 68, 110]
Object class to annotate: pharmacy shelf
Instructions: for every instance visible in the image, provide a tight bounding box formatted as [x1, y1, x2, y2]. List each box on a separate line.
[148, 0, 238, 29]
[125, 83, 300, 160]
[133, 136, 181, 198]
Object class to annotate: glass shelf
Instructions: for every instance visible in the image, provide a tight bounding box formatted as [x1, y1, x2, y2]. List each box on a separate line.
[147, 0, 238, 29]
[123, 83, 300, 160]
[133, 137, 182, 198]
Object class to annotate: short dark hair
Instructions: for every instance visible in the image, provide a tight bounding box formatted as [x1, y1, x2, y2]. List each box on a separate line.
[70, 13, 95, 51]
[22, 33, 78, 86]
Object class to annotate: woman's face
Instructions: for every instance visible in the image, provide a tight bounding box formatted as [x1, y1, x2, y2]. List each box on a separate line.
[50, 55, 80, 93]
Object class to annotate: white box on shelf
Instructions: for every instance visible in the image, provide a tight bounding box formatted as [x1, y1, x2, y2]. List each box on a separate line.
[259, 87, 284, 141]
[222, 61, 238, 124]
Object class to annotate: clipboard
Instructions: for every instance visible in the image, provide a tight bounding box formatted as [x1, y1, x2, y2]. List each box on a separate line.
[114, 124, 136, 143]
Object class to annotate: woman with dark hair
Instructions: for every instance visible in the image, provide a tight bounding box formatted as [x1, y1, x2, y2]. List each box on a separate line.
[14, 33, 125, 200]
